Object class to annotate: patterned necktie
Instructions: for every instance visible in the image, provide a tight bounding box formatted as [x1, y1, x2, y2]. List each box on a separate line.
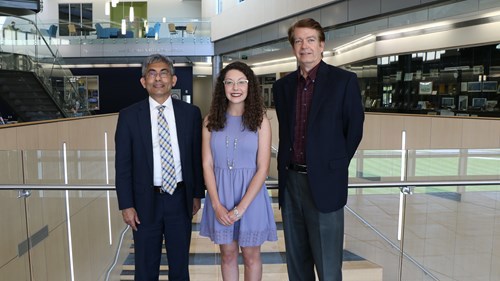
[157, 105, 176, 194]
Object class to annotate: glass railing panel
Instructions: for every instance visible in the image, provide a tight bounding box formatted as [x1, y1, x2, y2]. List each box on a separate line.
[0, 150, 23, 184]
[465, 148, 500, 179]
[409, 148, 500, 182]
[346, 185, 444, 280]
[401, 184, 500, 280]
[64, 150, 113, 185]
[68, 190, 124, 280]
[2, 146, 498, 280]
[350, 148, 500, 184]
[22, 188, 126, 280]
[25, 189, 69, 280]
[350, 149, 403, 184]
[347, 149, 500, 280]
[22, 150, 65, 184]
[0, 190, 31, 280]
[21, 150, 115, 185]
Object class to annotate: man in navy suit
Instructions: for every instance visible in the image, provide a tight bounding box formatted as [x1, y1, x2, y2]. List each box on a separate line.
[273, 18, 364, 280]
[115, 54, 204, 281]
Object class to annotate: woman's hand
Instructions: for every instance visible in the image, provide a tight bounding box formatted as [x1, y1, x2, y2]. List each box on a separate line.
[215, 205, 232, 226]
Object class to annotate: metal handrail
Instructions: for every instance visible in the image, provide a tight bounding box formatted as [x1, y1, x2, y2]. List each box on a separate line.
[1, 179, 498, 190]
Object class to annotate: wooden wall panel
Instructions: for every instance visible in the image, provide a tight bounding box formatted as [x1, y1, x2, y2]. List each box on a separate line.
[359, 114, 382, 149]
[0, 127, 18, 149]
[429, 117, 463, 149]
[1, 112, 499, 152]
[403, 115, 432, 149]
[462, 119, 500, 148]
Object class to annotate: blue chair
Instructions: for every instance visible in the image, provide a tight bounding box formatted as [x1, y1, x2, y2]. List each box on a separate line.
[41, 24, 57, 38]
[145, 23, 161, 38]
[95, 23, 119, 38]
[94, 23, 107, 38]
[48, 25, 57, 38]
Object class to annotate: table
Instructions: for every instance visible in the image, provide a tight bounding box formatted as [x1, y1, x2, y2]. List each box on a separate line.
[176, 26, 186, 37]
[76, 25, 96, 38]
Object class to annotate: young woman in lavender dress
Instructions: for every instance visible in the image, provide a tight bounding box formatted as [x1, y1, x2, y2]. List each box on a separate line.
[200, 61, 277, 280]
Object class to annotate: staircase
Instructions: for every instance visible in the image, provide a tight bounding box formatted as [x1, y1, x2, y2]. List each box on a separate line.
[0, 69, 65, 121]
[119, 191, 383, 280]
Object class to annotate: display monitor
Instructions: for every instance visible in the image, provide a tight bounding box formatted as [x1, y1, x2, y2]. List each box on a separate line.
[441, 97, 455, 108]
[472, 98, 487, 108]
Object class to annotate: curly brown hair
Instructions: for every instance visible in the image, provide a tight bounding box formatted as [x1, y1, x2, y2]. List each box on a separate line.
[206, 61, 265, 132]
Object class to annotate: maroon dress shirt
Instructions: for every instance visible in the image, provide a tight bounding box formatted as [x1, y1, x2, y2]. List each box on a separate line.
[291, 64, 319, 165]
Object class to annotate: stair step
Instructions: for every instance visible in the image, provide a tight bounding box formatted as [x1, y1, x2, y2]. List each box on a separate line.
[119, 261, 382, 280]
[120, 199, 383, 280]
[0, 69, 65, 121]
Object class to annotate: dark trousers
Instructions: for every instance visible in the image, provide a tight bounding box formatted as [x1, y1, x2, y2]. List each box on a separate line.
[282, 170, 344, 281]
[133, 187, 192, 281]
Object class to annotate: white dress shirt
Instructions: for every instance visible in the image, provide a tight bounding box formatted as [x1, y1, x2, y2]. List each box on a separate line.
[149, 96, 183, 186]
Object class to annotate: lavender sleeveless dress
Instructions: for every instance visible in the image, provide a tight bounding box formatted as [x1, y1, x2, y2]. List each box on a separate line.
[200, 115, 277, 247]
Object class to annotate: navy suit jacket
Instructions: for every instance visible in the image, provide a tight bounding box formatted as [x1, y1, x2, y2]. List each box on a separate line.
[273, 61, 364, 213]
[115, 98, 204, 223]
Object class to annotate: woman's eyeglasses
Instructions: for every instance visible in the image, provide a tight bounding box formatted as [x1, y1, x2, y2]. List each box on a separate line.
[223, 79, 249, 87]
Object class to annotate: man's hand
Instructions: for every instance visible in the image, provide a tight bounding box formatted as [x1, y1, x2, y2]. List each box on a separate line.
[192, 198, 201, 216]
[122, 208, 140, 231]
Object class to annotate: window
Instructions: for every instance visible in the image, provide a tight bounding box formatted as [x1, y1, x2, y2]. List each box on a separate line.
[58, 3, 93, 36]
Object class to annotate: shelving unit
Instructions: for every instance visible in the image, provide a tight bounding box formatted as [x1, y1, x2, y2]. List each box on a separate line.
[355, 44, 500, 117]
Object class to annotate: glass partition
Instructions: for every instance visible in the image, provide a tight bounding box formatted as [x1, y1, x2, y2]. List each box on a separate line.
[21, 149, 114, 185]
[0, 189, 30, 280]
[0, 148, 499, 280]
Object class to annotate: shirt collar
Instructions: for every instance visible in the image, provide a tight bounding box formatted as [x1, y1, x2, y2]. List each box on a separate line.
[297, 62, 320, 81]
[149, 96, 173, 112]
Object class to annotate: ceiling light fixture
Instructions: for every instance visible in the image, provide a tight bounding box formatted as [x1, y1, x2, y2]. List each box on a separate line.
[252, 56, 296, 67]
[121, 3, 126, 35]
[332, 34, 375, 55]
[105, 2, 110, 16]
[129, 1, 134, 22]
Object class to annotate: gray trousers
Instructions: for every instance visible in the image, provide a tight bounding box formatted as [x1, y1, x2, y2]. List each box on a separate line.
[282, 170, 344, 281]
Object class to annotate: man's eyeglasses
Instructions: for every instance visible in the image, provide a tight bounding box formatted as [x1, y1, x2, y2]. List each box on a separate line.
[223, 79, 249, 87]
[146, 70, 171, 79]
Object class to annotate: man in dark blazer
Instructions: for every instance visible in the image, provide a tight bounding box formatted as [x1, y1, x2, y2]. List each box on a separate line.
[273, 19, 364, 280]
[115, 54, 204, 281]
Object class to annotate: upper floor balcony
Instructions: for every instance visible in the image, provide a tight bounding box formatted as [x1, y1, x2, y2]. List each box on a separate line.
[1, 17, 214, 61]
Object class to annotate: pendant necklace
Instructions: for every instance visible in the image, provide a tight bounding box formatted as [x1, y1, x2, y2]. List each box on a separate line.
[225, 135, 238, 170]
